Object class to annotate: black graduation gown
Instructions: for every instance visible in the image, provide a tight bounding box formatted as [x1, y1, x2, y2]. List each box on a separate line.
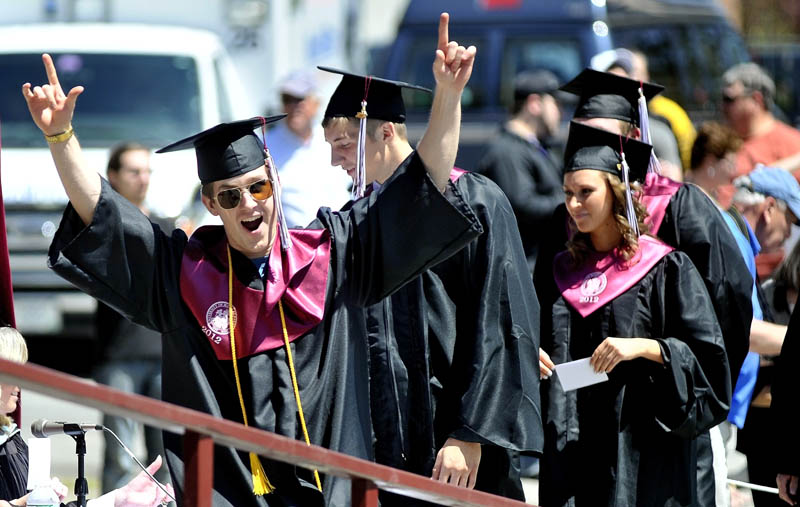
[47, 152, 483, 507]
[535, 183, 753, 385]
[651, 182, 752, 384]
[771, 304, 800, 477]
[362, 171, 542, 505]
[0, 431, 28, 501]
[540, 251, 731, 507]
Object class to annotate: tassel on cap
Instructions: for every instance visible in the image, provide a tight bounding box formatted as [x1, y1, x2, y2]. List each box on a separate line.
[619, 150, 640, 238]
[352, 78, 372, 200]
[260, 120, 292, 250]
[637, 83, 662, 175]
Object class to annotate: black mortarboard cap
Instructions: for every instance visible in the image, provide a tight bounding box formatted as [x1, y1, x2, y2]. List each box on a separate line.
[319, 66, 431, 123]
[156, 116, 285, 185]
[560, 68, 664, 126]
[563, 121, 652, 182]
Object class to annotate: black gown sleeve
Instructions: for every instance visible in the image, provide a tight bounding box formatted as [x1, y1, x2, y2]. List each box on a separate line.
[321, 151, 483, 307]
[48, 178, 188, 334]
[533, 203, 570, 348]
[429, 173, 542, 453]
[659, 184, 753, 383]
[771, 304, 800, 476]
[647, 252, 732, 439]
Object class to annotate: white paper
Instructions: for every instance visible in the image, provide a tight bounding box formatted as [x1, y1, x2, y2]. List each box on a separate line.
[554, 358, 609, 392]
[26, 437, 52, 490]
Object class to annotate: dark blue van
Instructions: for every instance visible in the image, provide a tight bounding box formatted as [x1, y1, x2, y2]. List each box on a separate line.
[608, 0, 750, 120]
[376, 0, 613, 169]
[375, 0, 748, 170]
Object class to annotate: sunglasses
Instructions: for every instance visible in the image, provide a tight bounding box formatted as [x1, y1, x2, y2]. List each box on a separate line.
[214, 179, 273, 209]
[722, 93, 749, 104]
[281, 93, 305, 106]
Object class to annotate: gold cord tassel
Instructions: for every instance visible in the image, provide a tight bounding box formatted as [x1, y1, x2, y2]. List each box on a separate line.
[249, 452, 275, 495]
[227, 246, 276, 495]
[279, 300, 323, 492]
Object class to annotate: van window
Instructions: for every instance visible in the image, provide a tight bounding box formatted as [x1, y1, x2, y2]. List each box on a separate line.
[751, 44, 800, 126]
[0, 53, 202, 148]
[396, 35, 487, 111]
[500, 37, 583, 108]
[612, 23, 749, 114]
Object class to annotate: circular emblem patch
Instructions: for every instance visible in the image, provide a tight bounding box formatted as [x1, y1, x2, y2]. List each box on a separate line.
[580, 272, 608, 297]
[205, 301, 237, 336]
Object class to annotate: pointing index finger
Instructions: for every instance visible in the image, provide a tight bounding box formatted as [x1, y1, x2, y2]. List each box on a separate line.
[438, 12, 450, 53]
[42, 53, 61, 89]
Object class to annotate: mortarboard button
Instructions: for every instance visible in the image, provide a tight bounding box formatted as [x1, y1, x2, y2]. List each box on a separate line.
[563, 120, 652, 182]
[319, 66, 431, 123]
[156, 116, 285, 185]
[560, 68, 664, 126]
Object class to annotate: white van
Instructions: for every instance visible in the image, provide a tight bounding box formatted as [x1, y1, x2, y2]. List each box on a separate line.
[0, 24, 251, 367]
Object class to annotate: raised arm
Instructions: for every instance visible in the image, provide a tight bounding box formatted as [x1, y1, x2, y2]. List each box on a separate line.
[417, 13, 476, 191]
[22, 53, 99, 225]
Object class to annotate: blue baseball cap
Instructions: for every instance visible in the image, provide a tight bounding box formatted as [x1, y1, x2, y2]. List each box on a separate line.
[748, 165, 800, 223]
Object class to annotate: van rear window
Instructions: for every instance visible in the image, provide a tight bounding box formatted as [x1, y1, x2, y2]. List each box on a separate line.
[501, 37, 582, 108]
[0, 53, 202, 148]
[396, 36, 487, 111]
[612, 23, 749, 115]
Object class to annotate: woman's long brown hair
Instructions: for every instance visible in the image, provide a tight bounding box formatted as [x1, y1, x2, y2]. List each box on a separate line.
[565, 172, 650, 266]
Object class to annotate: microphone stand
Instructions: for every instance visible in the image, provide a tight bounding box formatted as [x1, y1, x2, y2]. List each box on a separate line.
[63, 424, 89, 507]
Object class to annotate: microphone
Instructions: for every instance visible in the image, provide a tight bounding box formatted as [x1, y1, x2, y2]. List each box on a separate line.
[31, 419, 103, 438]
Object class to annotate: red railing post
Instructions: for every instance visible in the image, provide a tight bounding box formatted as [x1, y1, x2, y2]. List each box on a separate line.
[351, 478, 379, 507]
[184, 430, 214, 507]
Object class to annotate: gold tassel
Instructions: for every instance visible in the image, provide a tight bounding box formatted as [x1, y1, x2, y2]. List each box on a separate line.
[249, 451, 276, 495]
[227, 245, 276, 496]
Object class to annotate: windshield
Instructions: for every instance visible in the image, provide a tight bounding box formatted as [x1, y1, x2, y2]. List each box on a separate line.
[395, 35, 487, 112]
[500, 36, 583, 108]
[0, 53, 202, 147]
[395, 35, 583, 113]
[612, 23, 750, 115]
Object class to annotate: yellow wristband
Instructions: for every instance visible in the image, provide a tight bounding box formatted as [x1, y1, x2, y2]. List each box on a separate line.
[45, 127, 74, 144]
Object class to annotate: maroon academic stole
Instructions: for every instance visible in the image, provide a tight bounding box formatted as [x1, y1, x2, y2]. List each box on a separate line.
[641, 172, 682, 234]
[553, 235, 674, 317]
[180, 226, 331, 360]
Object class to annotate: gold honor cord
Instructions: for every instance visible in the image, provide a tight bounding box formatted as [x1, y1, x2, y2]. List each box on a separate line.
[278, 298, 323, 492]
[226, 246, 322, 495]
[227, 246, 275, 495]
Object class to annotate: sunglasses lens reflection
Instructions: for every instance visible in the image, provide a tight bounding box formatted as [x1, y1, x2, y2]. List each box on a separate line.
[217, 189, 241, 209]
[216, 179, 273, 209]
[250, 180, 273, 200]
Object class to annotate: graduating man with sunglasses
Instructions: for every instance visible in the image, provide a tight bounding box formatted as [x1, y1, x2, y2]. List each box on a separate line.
[23, 12, 480, 507]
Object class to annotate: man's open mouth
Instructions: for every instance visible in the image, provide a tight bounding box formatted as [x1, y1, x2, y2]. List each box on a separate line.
[242, 216, 263, 231]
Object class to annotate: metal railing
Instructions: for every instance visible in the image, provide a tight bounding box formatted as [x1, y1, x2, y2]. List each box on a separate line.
[0, 358, 534, 507]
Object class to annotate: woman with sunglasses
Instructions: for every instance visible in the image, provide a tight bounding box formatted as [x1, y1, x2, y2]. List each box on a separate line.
[538, 122, 731, 507]
[21, 14, 482, 507]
